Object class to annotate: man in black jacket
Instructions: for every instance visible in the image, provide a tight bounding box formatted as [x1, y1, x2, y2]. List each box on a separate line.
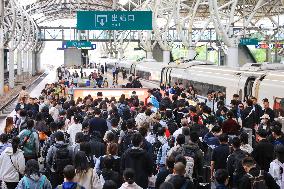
[227, 137, 247, 188]
[252, 128, 274, 172]
[168, 162, 195, 189]
[89, 108, 108, 140]
[120, 133, 153, 189]
[262, 98, 275, 123]
[251, 97, 263, 124]
[241, 99, 257, 129]
[238, 157, 279, 189]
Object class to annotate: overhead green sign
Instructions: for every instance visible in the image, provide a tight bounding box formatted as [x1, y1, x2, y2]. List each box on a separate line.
[66, 41, 92, 48]
[77, 11, 152, 30]
[239, 38, 259, 45]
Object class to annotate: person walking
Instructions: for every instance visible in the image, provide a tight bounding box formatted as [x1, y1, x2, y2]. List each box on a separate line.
[0, 137, 25, 189]
[74, 151, 103, 189]
[16, 159, 52, 189]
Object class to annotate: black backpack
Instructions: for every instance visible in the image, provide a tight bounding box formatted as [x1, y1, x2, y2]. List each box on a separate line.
[120, 131, 135, 154]
[53, 145, 72, 173]
[247, 170, 268, 189]
[111, 129, 120, 143]
[232, 151, 247, 184]
[118, 104, 130, 120]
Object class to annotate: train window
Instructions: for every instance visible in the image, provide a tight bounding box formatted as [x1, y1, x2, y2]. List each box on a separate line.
[171, 77, 226, 97]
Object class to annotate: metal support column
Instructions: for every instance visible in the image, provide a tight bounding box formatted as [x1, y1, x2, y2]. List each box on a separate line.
[32, 51, 36, 75]
[146, 51, 153, 59]
[227, 47, 239, 67]
[17, 50, 22, 76]
[0, 0, 4, 95]
[163, 51, 170, 64]
[28, 51, 33, 75]
[9, 46, 15, 89]
[0, 27, 4, 95]
[188, 48, 196, 60]
[23, 51, 28, 78]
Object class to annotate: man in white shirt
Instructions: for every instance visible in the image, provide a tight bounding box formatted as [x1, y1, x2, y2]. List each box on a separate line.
[173, 117, 189, 139]
[67, 115, 82, 145]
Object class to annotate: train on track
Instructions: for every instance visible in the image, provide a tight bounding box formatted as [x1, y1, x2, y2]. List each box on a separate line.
[101, 58, 284, 116]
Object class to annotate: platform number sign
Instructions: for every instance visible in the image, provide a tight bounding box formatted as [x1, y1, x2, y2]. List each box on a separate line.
[77, 11, 152, 30]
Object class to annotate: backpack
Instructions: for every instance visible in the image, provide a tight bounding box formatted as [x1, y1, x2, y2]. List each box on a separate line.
[101, 110, 108, 120]
[111, 129, 120, 143]
[232, 151, 247, 184]
[247, 170, 268, 189]
[120, 130, 135, 154]
[181, 145, 197, 180]
[152, 138, 162, 162]
[118, 104, 130, 120]
[23, 175, 46, 189]
[150, 96, 160, 109]
[53, 145, 72, 173]
[57, 184, 83, 189]
[20, 130, 36, 155]
[99, 156, 120, 173]
[181, 178, 191, 189]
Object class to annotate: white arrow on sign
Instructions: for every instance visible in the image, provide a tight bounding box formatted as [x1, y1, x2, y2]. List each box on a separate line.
[97, 15, 108, 27]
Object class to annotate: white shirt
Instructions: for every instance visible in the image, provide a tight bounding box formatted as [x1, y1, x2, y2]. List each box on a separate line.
[173, 127, 186, 139]
[269, 159, 284, 188]
[67, 123, 82, 145]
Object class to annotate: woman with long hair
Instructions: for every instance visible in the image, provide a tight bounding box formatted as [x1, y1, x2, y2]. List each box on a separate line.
[16, 159, 52, 188]
[74, 151, 102, 189]
[4, 117, 14, 139]
[0, 137, 25, 189]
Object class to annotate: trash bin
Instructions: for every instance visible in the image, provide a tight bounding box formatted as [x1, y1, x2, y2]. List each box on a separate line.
[4, 85, 9, 93]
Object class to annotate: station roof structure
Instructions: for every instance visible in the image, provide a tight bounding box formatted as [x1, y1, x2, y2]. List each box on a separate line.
[20, 0, 284, 25]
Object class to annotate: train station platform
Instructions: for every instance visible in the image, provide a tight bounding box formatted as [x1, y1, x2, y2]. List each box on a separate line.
[0, 69, 159, 132]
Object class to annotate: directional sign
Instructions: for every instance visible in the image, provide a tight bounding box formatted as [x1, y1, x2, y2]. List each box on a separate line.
[255, 43, 284, 49]
[239, 38, 259, 45]
[77, 11, 152, 30]
[66, 41, 92, 48]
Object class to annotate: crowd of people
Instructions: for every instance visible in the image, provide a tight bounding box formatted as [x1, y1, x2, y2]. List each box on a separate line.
[0, 67, 283, 189]
[56, 64, 140, 90]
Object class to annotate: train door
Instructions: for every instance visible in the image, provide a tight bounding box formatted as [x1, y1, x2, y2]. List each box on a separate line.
[244, 76, 256, 101]
[160, 67, 172, 86]
[252, 74, 266, 100]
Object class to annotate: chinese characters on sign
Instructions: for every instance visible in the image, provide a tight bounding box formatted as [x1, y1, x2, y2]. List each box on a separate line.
[77, 11, 152, 30]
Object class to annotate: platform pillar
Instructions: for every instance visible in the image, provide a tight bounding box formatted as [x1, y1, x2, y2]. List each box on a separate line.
[163, 50, 170, 64]
[32, 51, 36, 75]
[17, 50, 22, 76]
[227, 47, 239, 67]
[146, 51, 153, 59]
[23, 51, 28, 78]
[188, 48, 196, 60]
[9, 47, 15, 89]
[0, 27, 4, 96]
[35, 52, 41, 73]
[28, 51, 33, 75]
